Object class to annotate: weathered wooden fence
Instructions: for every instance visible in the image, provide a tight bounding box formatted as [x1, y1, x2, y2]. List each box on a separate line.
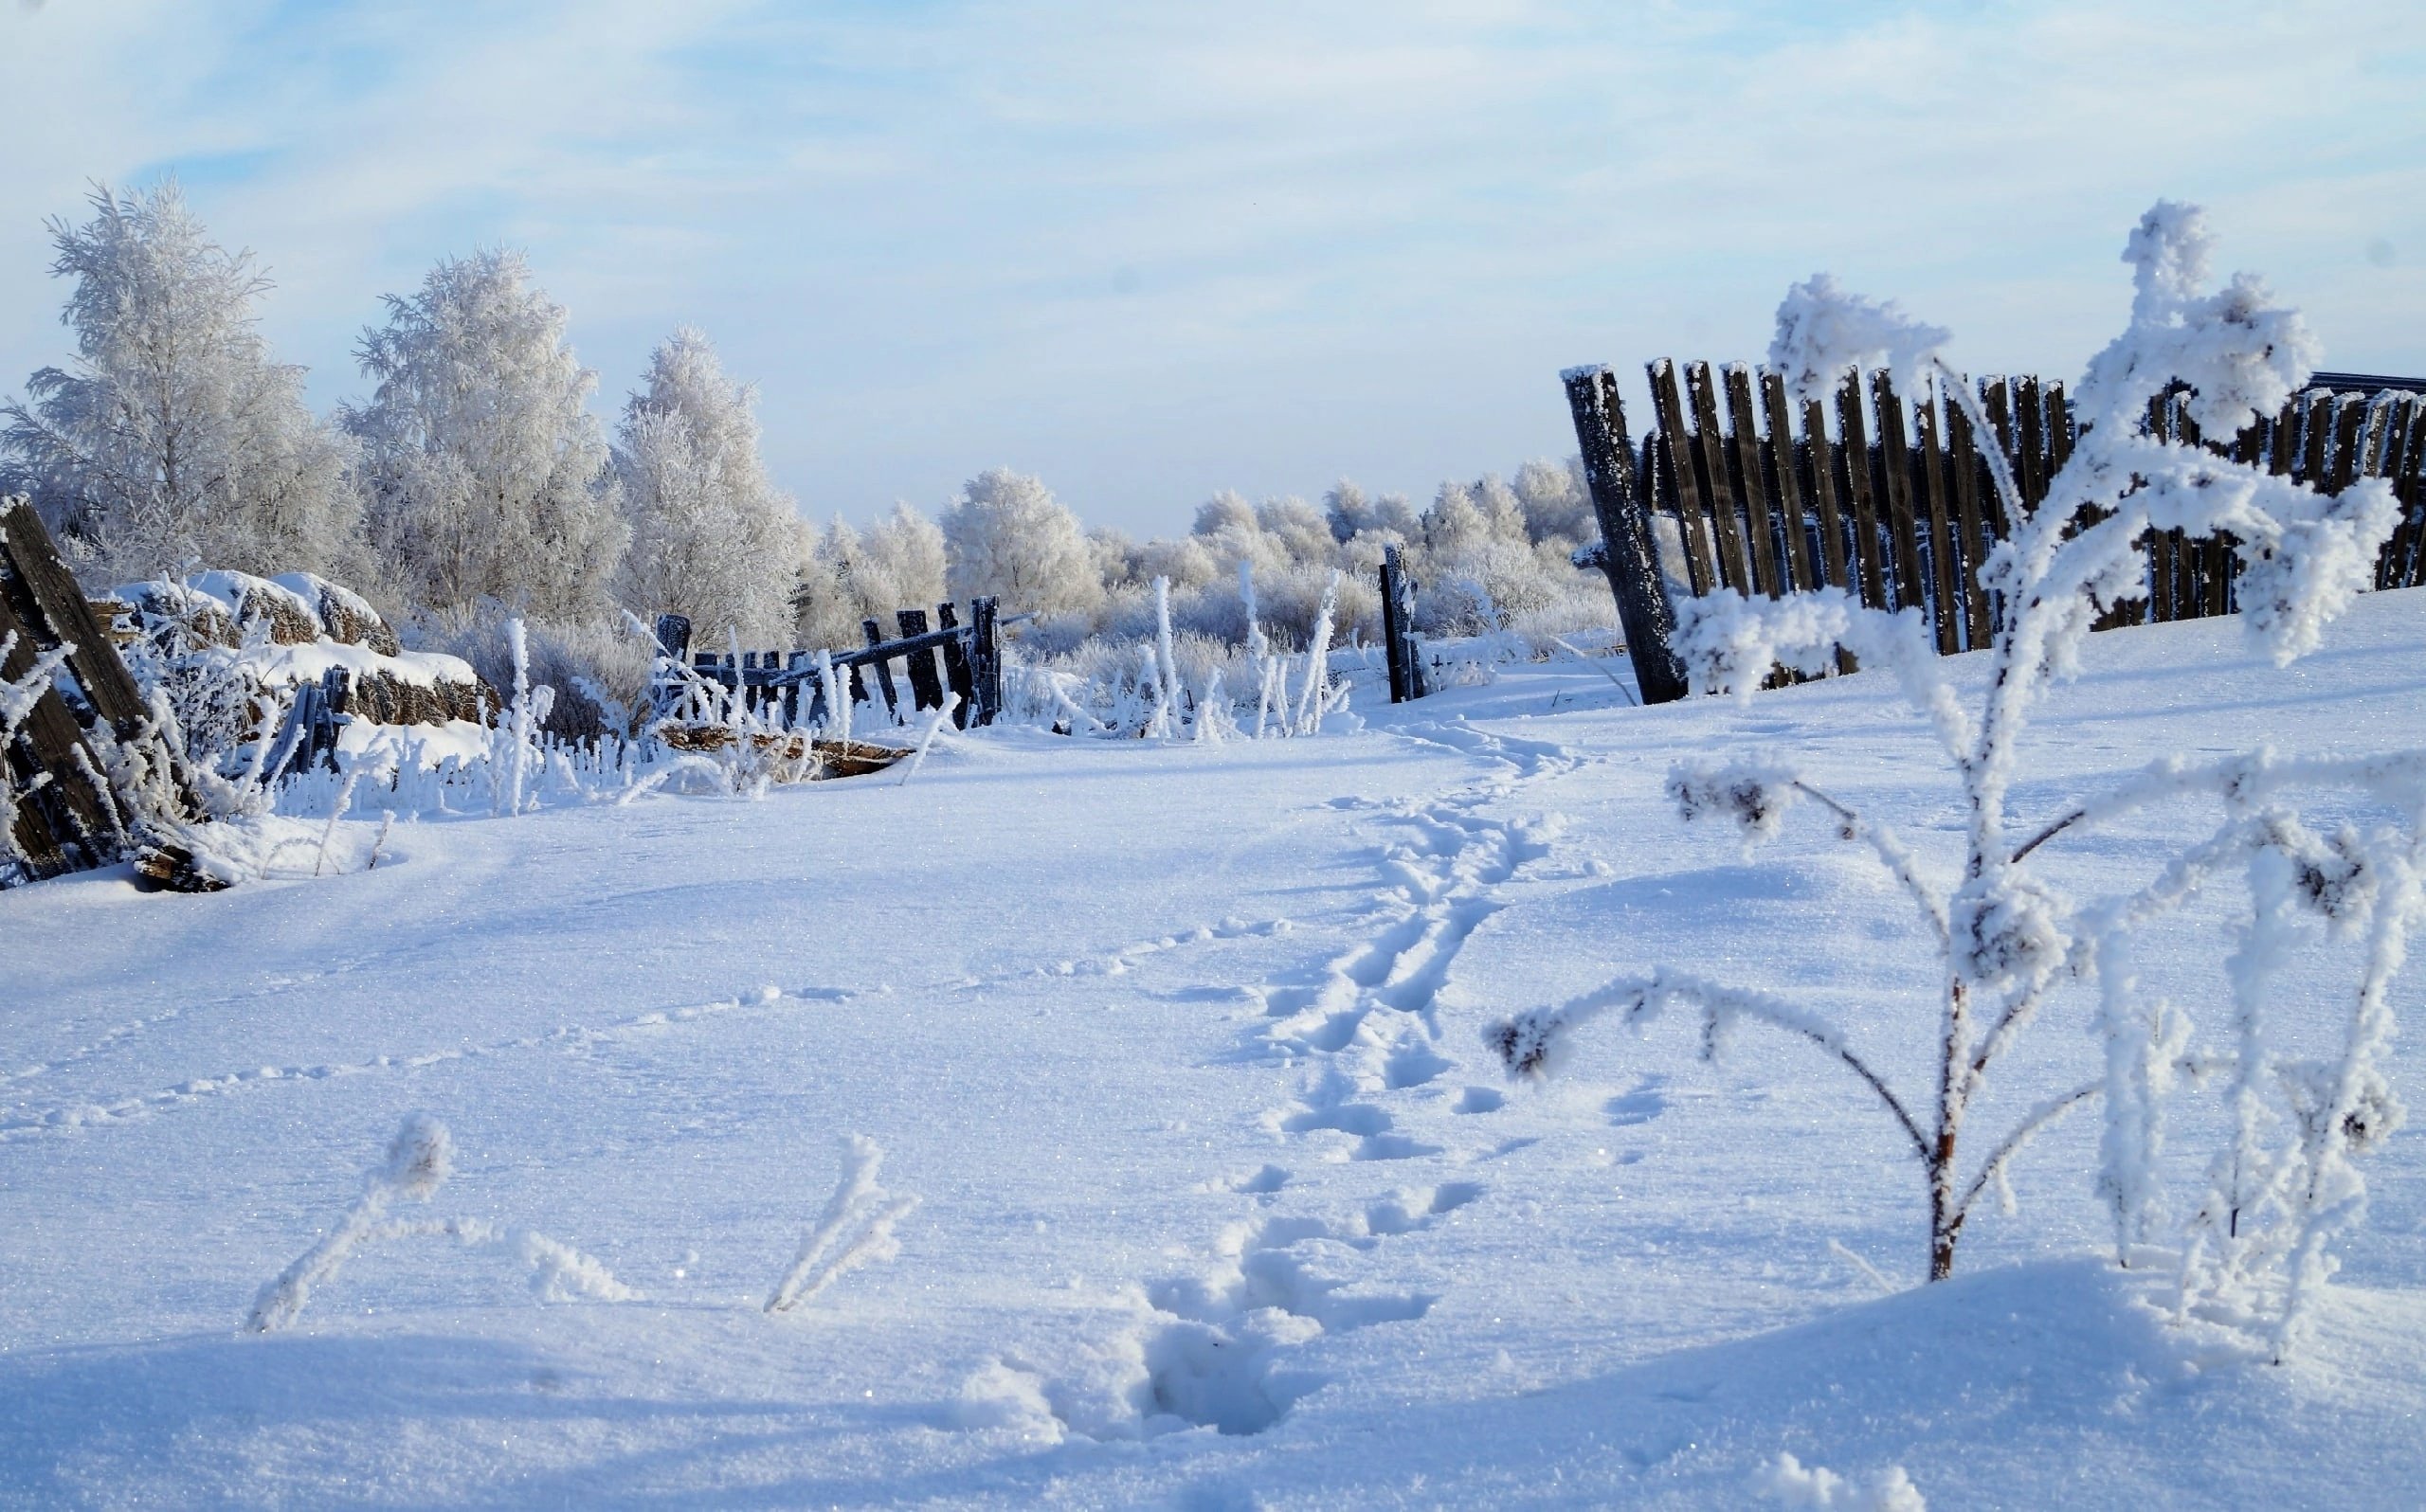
[1564, 363, 2426, 703]
[654, 597, 1004, 730]
[0, 496, 196, 885]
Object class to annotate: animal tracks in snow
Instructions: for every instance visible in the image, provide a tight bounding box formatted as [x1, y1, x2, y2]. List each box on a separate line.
[1030, 729, 1576, 1440]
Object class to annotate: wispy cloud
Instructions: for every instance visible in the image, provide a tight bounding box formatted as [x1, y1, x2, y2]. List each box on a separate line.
[3, 0, 2419, 531]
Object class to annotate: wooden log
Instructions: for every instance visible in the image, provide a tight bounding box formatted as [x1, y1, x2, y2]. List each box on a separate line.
[1722, 365, 1783, 597]
[1944, 386, 1995, 647]
[1836, 369, 1889, 610]
[896, 608, 945, 711]
[1561, 366, 1687, 703]
[1913, 383, 1961, 653]
[1685, 362, 1754, 593]
[936, 603, 978, 726]
[1871, 370, 1929, 619]
[1647, 361, 1719, 594]
[1759, 371, 1818, 592]
[860, 619, 900, 721]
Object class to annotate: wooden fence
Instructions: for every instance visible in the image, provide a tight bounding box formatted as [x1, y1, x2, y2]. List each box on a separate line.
[1376, 545, 1429, 704]
[0, 496, 194, 885]
[654, 597, 1004, 730]
[1564, 363, 2426, 703]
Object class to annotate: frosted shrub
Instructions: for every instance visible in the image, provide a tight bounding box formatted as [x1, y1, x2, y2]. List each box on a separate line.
[248, 1112, 633, 1333]
[1487, 205, 2416, 1350]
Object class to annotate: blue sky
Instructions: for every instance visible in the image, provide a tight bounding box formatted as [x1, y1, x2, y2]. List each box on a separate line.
[3, 0, 2420, 534]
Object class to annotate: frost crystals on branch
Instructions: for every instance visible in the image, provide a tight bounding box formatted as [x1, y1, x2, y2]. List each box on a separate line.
[1487, 205, 2417, 1348]
[766, 1134, 918, 1315]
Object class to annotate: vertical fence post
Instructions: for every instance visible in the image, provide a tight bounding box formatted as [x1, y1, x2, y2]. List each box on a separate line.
[936, 602, 977, 726]
[1378, 544, 1427, 704]
[860, 619, 900, 722]
[895, 607, 944, 711]
[969, 597, 1003, 727]
[1562, 365, 1688, 704]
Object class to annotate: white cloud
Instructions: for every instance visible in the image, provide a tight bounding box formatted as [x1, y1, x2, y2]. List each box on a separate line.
[2, 0, 2419, 532]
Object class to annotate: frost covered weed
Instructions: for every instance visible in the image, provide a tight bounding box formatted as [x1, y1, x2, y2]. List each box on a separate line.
[248, 1113, 633, 1333]
[766, 1134, 917, 1314]
[1488, 205, 2417, 1352]
[1008, 569, 1353, 739]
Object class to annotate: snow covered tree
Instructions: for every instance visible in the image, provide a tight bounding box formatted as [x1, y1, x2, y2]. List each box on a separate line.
[612, 327, 800, 645]
[1488, 205, 2415, 1339]
[0, 180, 359, 583]
[791, 504, 950, 652]
[942, 468, 1099, 617]
[344, 250, 624, 620]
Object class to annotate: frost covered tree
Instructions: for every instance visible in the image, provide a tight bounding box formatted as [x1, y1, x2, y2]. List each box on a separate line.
[942, 468, 1099, 617]
[344, 250, 625, 620]
[612, 327, 800, 645]
[0, 180, 359, 582]
[792, 504, 949, 650]
[1488, 205, 2416, 1339]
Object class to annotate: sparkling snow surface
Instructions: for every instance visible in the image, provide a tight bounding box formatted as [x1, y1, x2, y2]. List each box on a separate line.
[6, 596, 2426, 1507]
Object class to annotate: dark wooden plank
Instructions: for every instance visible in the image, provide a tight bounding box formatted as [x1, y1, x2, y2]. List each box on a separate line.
[2395, 398, 2426, 588]
[1561, 367, 1687, 703]
[0, 499, 151, 737]
[2298, 390, 2332, 485]
[2015, 377, 2047, 516]
[1760, 371, 1818, 592]
[1646, 361, 1719, 595]
[2179, 401, 2218, 620]
[1872, 370, 1929, 620]
[2326, 392, 2369, 496]
[2376, 396, 2422, 588]
[2046, 380, 2073, 480]
[1944, 387, 1995, 647]
[860, 619, 899, 719]
[1836, 369, 1888, 610]
[896, 608, 945, 711]
[1801, 396, 1850, 591]
[2145, 393, 2178, 623]
[1686, 362, 1753, 593]
[1913, 383, 1961, 652]
[1721, 366, 1782, 597]
[0, 583, 118, 878]
[1979, 378, 2015, 543]
[937, 603, 978, 725]
[970, 596, 1004, 726]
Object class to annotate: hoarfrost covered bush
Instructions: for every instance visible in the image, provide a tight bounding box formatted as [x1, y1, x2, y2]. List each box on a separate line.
[1488, 204, 2416, 1355]
[248, 1112, 633, 1333]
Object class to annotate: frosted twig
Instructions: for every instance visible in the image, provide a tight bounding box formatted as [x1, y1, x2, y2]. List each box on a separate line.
[766, 1134, 919, 1314]
[898, 693, 960, 786]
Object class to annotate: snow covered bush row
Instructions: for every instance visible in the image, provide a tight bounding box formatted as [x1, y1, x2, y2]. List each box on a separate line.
[1489, 204, 2417, 1358]
[1, 179, 1617, 748]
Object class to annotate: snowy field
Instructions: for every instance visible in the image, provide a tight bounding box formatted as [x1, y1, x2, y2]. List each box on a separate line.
[5, 594, 2426, 1509]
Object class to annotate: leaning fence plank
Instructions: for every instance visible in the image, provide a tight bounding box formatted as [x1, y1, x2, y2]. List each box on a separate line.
[1562, 366, 1687, 703]
[2298, 390, 2332, 485]
[860, 619, 900, 721]
[895, 608, 944, 711]
[1872, 370, 1929, 618]
[0, 498, 152, 737]
[2396, 400, 2426, 587]
[1801, 395, 1850, 592]
[936, 603, 977, 725]
[1687, 362, 1754, 594]
[2326, 392, 2369, 497]
[0, 583, 118, 877]
[1647, 361, 1719, 595]
[1979, 378, 2015, 542]
[1944, 387, 1995, 646]
[1836, 369, 1889, 610]
[1761, 371, 1818, 592]
[2015, 376, 2048, 516]
[1913, 384, 1961, 652]
[1722, 365, 1783, 597]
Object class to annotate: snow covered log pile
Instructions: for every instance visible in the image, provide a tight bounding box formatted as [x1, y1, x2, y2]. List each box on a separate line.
[112, 570, 498, 729]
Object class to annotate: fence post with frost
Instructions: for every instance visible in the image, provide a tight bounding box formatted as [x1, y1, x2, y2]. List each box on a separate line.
[1562, 365, 1689, 704]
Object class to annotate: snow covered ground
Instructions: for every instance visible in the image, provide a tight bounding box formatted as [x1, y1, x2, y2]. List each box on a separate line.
[5, 593, 2426, 1508]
